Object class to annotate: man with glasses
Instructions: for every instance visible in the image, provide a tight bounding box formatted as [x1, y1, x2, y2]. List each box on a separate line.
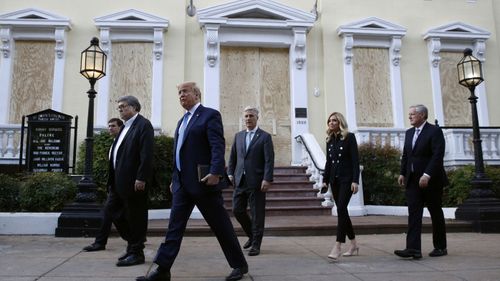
[105, 96, 154, 267]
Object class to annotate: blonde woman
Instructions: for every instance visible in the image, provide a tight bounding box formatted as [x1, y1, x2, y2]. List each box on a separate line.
[321, 112, 360, 261]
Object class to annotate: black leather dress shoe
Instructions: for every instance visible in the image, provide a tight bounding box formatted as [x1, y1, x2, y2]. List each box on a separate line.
[136, 267, 171, 281]
[118, 252, 130, 261]
[83, 243, 105, 252]
[225, 266, 248, 281]
[394, 249, 422, 259]
[116, 253, 145, 266]
[248, 247, 260, 256]
[243, 239, 253, 249]
[429, 248, 447, 257]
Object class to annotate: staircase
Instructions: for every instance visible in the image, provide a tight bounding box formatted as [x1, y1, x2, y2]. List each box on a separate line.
[222, 166, 331, 216]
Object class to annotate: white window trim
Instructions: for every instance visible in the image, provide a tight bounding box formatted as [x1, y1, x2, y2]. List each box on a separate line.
[0, 8, 71, 124]
[337, 17, 407, 130]
[94, 9, 169, 129]
[197, 0, 316, 165]
[423, 22, 490, 126]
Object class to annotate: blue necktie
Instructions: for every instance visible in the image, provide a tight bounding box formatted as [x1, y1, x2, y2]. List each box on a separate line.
[175, 112, 191, 171]
[245, 131, 253, 152]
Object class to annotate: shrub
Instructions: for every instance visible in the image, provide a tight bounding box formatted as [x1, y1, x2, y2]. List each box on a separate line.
[19, 172, 77, 212]
[149, 135, 174, 209]
[0, 173, 21, 211]
[358, 143, 405, 205]
[76, 131, 114, 202]
[444, 165, 500, 206]
[76, 132, 173, 209]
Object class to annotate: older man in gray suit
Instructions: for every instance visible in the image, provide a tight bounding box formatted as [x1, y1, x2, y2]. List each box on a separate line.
[228, 106, 274, 256]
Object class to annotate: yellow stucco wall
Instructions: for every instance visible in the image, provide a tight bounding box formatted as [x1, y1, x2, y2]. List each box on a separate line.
[1, 0, 499, 158]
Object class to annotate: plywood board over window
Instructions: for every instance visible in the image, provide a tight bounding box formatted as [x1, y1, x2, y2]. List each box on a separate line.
[220, 46, 291, 166]
[108, 42, 153, 119]
[10, 40, 54, 123]
[353, 47, 393, 128]
[440, 51, 472, 126]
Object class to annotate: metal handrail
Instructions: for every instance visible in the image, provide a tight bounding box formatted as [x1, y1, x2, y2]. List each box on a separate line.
[294, 134, 324, 173]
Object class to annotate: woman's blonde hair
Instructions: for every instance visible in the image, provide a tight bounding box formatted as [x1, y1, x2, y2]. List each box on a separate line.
[326, 112, 349, 142]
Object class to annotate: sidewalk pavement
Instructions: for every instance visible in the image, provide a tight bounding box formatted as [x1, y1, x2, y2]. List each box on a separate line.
[1, 232, 500, 281]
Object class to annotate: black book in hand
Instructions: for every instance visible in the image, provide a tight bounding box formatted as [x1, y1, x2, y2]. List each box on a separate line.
[197, 164, 233, 187]
[197, 164, 210, 182]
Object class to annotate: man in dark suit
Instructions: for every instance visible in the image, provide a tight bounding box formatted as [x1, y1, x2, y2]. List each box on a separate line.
[137, 82, 248, 281]
[228, 106, 274, 256]
[107, 96, 154, 266]
[83, 118, 124, 252]
[395, 104, 448, 259]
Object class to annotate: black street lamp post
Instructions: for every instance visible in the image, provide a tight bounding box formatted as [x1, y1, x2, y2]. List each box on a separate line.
[56, 37, 107, 237]
[454, 48, 500, 233]
[76, 37, 107, 202]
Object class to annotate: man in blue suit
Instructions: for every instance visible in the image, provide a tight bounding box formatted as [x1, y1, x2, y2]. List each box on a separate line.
[228, 106, 274, 256]
[137, 82, 248, 281]
[395, 104, 448, 259]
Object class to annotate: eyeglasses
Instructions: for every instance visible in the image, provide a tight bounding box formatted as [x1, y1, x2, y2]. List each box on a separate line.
[117, 104, 130, 110]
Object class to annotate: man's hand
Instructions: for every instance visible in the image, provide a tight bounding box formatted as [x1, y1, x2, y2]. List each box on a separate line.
[135, 180, 146, 191]
[228, 175, 235, 186]
[261, 180, 271, 192]
[201, 174, 220, 186]
[169, 182, 173, 193]
[419, 174, 430, 188]
[398, 175, 405, 187]
[351, 182, 358, 194]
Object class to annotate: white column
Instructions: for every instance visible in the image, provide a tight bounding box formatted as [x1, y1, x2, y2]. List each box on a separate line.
[51, 28, 67, 111]
[389, 36, 404, 128]
[0, 28, 13, 124]
[426, 38, 445, 125]
[151, 28, 164, 128]
[474, 40, 489, 126]
[290, 27, 308, 165]
[96, 28, 111, 127]
[203, 24, 220, 110]
[342, 35, 357, 130]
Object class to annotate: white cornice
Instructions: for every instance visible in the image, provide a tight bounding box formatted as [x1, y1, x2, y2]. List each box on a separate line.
[337, 17, 406, 37]
[423, 22, 490, 40]
[95, 9, 169, 30]
[198, 0, 315, 29]
[0, 8, 71, 29]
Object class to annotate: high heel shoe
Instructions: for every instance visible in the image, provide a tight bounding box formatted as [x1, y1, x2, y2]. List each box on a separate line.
[327, 247, 341, 261]
[342, 246, 359, 257]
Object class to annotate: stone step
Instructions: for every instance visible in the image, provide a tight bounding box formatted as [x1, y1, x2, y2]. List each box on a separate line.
[223, 196, 324, 207]
[273, 166, 308, 174]
[222, 205, 332, 216]
[223, 188, 318, 198]
[273, 174, 311, 182]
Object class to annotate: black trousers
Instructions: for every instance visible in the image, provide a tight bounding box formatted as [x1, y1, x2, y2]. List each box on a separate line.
[405, 173, 447, 251]
[106, 188, 148, 254]
[232, 176, 266, 248]
[331, 180, 355, 243]
[94, 193, 115, 246]
[154, 183, 247, 270]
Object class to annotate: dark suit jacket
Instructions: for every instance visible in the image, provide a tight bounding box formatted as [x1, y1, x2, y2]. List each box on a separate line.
[227, 128, 274, 188]
[323, 132, 360, 185]
[109, 114, 154, 199]
[172, 105, 227, 196]
[400, 122, 449, 187]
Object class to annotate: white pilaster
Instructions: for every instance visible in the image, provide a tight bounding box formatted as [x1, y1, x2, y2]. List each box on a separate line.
[389, 36, 405, 128]
[0, 28, 13, 123]
[51, 28, 66, 111]
[151, 28, 164, 128]
[290, 27, 308, 165]
[203, 24, 220, 110]
[342, 35, 357, 130]
[96, 28, 111, 127]
[427, 38, 445, 125]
